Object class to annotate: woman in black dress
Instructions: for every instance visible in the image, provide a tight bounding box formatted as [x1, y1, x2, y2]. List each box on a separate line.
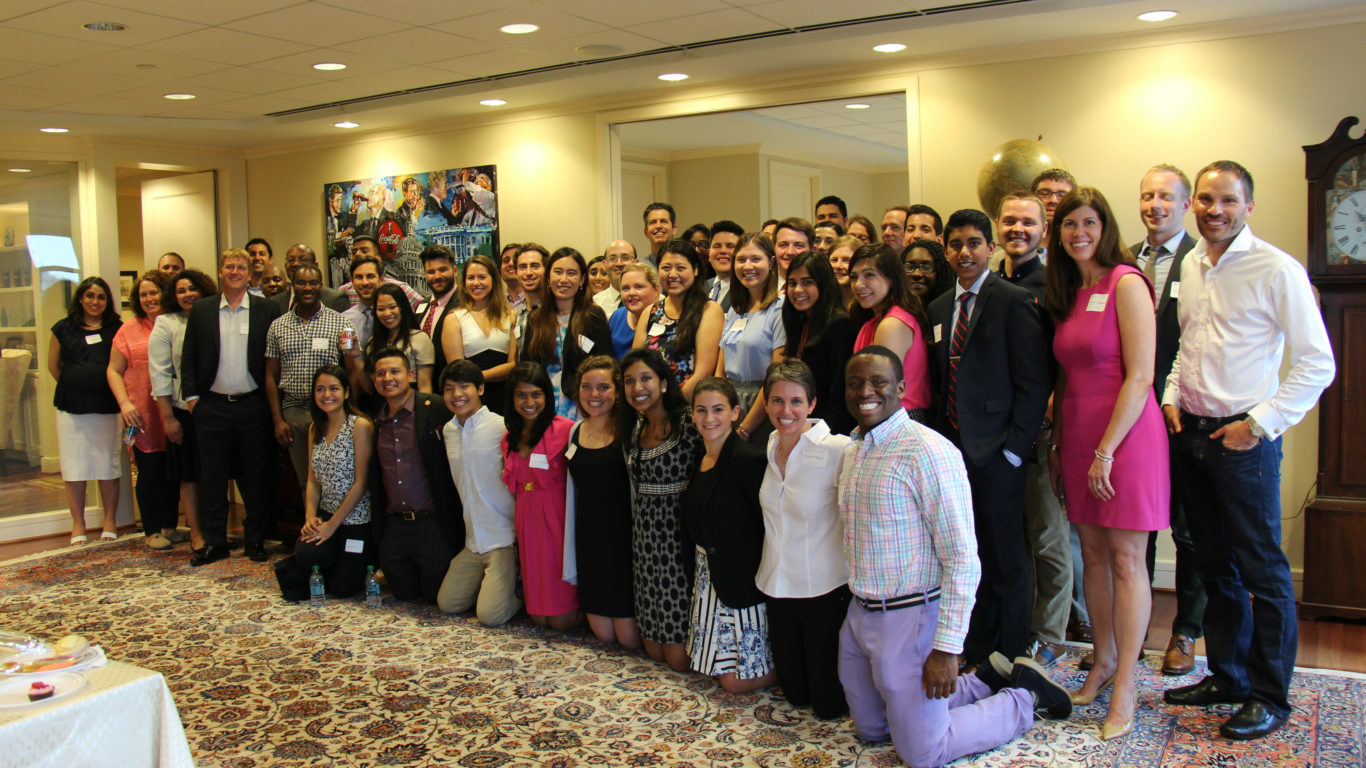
[568, 355, 639, 649]
[782, 250, 856, 435]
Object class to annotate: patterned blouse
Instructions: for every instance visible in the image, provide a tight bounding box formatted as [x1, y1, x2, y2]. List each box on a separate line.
[312, 413, 371, 525]
[642, 300, 694, 387]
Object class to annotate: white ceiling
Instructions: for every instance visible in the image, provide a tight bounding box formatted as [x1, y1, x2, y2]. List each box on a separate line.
[0, 0, 1363, 151]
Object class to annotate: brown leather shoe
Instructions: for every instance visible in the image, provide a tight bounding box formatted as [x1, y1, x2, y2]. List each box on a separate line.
[1069, 621, 1093, 643]
[1162, 634, 1196, 675]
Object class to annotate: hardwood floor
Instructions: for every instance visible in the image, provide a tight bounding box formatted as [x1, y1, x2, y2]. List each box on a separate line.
[4, 530, 1363, 675]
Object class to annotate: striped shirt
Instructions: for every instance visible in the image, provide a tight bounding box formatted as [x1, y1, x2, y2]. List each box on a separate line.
[838, 407, 980, 655]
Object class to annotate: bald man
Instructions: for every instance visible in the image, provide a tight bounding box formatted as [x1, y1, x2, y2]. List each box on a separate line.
[593, 239, 637, 314]
[270, 243, 350, 313]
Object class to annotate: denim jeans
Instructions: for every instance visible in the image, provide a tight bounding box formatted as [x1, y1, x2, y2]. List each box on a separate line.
[1173, 414, 1295, 717]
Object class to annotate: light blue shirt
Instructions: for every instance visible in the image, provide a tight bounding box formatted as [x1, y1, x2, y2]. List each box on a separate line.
[210, 294, 257, 395]
[720, 296, 786, 382]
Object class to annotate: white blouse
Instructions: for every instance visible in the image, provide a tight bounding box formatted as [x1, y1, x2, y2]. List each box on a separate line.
[756, 419, 851, 598]
[454, 307, 511, 358]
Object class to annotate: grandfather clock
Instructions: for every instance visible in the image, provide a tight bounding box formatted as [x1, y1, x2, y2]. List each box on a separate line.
[1301, 116, 1366, 619]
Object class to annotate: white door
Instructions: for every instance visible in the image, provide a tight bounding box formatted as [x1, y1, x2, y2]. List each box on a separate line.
[620, 161, 667, 260]
[767, 161, 820, 222]
[141, 171, 218, 275]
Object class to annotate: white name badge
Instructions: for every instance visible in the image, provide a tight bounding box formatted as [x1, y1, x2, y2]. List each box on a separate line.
[934, 324, 944, 344]
[731, 316, 748, 332]
[344, 538, 364, 554]
[1086, 293, 1108, 312]
[1170, 281, 1181, 299]
[648, 323, 666, 337]
[85, 334, 101, 345]
[578, 334, 594, 353]
[311, 337, 329, 351]
[565, 443, 577, 460]
[529, 453, 550, 470]
[239, 321, 250, 334]
[802, 448, 828, 467]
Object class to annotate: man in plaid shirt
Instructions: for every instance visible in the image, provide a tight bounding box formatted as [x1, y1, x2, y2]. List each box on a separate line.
[837, 346, 1071, 768]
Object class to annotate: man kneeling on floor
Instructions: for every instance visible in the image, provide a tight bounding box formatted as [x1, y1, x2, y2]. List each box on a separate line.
[436, 360, 521, 625]
[836, 346, 1071, 768]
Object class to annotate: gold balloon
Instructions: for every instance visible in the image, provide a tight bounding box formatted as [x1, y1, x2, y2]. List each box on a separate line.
[977, 139, 1067, 219]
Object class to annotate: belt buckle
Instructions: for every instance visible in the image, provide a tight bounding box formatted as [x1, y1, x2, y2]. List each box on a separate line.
[401, 510, 417, 521]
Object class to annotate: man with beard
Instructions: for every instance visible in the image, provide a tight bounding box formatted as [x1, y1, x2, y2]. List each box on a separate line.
[265, 264, 356, 496]
[339, 236, 423, 311]
[417, 244, 460, 375]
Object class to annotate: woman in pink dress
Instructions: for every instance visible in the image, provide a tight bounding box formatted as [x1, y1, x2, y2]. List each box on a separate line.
[502, 361, 580, 630]
[847, 243, 932, 422]
[108, 270, 180, 550]
[1044, 188, 1169, 742]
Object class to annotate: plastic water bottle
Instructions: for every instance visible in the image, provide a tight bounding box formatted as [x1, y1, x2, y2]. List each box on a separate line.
[309, 565, 325, 608]
[365, 566, 381, 609]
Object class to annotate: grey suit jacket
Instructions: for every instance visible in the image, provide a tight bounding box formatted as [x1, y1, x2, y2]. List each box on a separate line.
[1129, 232, 1196, 394]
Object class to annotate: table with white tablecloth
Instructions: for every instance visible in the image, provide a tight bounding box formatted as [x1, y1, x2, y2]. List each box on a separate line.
[0, 661, 194, 768]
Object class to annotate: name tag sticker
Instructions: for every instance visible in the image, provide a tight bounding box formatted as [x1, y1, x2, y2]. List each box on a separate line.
[578, 334, 594, 353]
[239, 321, 250, 334]
[1086, 293, 1108, 312]
[934, 324, 943, 343]
[648, 323, 666, 337]
[731, 316, 748, 332]
[802, 449, 828, 467]
[1170, 280, 1181, 299]
[565, 443, 578, 460]
[529, 453, 550, 470]
[311, 337, 329, 351]
[84, 334, 101, 345]
[344, 538, 364, 554]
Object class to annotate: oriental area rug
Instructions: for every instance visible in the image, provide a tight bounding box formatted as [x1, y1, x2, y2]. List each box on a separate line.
[1, 540, 1363, 768]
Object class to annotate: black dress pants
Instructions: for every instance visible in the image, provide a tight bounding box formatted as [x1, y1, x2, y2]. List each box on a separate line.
[766, 585, 851, 718]
[193, 392, 274, 549]
[962, 453, 1030, 664]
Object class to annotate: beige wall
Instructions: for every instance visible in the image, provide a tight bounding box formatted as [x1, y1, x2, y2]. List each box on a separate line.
[242, 19, 1362, 586]
[666, 153, 762, 233]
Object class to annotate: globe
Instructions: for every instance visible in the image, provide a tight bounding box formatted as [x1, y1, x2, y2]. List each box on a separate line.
[977, 139, 1067, 218]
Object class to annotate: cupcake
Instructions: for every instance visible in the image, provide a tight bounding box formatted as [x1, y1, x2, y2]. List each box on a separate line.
[28, 681, 55, 702]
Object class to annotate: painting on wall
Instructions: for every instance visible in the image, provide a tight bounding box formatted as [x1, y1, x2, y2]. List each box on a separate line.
[322, 165, 499, 294]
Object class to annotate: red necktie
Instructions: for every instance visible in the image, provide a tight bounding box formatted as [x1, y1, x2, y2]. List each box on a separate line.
[947, 291, 973, 430]
[422, 301, 438, 335]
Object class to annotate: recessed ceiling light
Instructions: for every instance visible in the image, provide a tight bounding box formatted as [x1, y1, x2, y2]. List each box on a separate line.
[333, 121, 359, 129]
[8, 168, 32, 173]
[657, 73, 688, 82]
[872, 43, 906, 53]
[1138, 10, 1178, 22]
[845, 103, 872, 110]
[313, 62, 347, 71]
[83, 21, 126, 32]
[40, 127, 69, 134]
[479, 99, 507, 106]
[500, 23, 538, 34]
[163, 93, 196, 100]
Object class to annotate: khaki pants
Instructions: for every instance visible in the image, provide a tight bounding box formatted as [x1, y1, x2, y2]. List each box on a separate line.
[437, 545, 521, 626]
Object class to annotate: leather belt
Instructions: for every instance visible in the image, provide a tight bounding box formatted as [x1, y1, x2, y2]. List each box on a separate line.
[206, 390, 260, 403]
[388, 509, 430, 521]
[854, 587, 941, 612]
[1180, 412, 1247, 429]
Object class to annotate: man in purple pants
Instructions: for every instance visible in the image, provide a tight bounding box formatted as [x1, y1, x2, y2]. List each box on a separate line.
[837, 346, 1071, 768]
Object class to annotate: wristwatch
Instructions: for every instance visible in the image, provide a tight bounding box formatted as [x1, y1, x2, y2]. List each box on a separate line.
[1244, 416, 1265, 439]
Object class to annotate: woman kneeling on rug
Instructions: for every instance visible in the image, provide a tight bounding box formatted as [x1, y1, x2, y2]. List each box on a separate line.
[682, 377, 775, 692]
[295, 364, 375, 597]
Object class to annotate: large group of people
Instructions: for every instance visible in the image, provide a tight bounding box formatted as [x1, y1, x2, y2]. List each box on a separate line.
[53, 159, 1335, 767]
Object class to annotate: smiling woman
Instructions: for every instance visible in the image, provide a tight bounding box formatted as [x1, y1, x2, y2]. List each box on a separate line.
[847, 244, 931, 422]
[513, 248, 613, 418]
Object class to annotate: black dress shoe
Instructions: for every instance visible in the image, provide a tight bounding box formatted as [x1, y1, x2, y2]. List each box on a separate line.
[1163, 676, 1245, 706]
[244, 543, 269, 562]
[189, 545, 230, 567]
[1220, 700, 1288, 740]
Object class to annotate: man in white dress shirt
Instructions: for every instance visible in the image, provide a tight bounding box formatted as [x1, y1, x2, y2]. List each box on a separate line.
[593, 239, 636, 315]
[1160, 160, 1335, 740]
[435, 361, 521, 626]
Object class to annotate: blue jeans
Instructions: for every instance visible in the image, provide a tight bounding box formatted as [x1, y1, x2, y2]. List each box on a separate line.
[1173, 414, 1294, 717]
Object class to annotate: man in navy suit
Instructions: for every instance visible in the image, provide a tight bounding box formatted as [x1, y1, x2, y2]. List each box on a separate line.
[180, 248, 282, 566]
[928, 209, 1052, 667]
[1131, 164, 1203, 676]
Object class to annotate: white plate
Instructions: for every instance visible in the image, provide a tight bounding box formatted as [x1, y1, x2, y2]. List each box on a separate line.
[0, 672, 86, 709]
[0, 646, 103, 676]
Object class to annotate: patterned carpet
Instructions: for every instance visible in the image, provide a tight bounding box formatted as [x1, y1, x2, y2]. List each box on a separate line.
[1, 539, 1363, 767]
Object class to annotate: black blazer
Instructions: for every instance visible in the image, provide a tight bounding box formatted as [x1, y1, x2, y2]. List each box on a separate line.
[180, 292, 281, 400]
[415, 295, 461, 378]
[928, 273, 1051, 468]
[680, 433, 767, 609]
[799, 314, 857, 435]
[367, 392, 464, 550]
[1130, 233, 1195, 395]
[518, 306, 613, 391]
[269, 286, 350, 314]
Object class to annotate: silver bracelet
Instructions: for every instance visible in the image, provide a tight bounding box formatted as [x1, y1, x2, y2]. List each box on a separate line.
[1094, 449, 1114, 463]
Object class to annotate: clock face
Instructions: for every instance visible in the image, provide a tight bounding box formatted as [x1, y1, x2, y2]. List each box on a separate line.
[1330, 190, 1366, 263]
[1328, 154, 1366, 265]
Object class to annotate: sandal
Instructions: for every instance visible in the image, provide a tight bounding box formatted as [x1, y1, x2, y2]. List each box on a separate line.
[70, 534, 88, 546]
[100, 531, 118, 542]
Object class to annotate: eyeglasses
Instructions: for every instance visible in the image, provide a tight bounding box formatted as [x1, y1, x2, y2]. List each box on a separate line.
[904, 263, 935, 274]
[605, 254, 635, 264]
